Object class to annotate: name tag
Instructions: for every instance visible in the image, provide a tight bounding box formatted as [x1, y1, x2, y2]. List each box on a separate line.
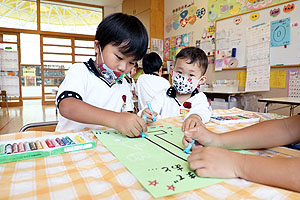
[180, 109, 189, 117]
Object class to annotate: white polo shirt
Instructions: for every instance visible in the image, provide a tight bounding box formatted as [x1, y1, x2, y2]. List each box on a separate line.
[135, 74, 170, 110]
[56, 59, 133, 132]
[139, 87, 212, 123]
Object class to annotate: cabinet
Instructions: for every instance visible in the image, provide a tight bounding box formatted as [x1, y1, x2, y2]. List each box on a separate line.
[122, 0, 149, 16]
[122, 0, 164, 48]
[0, 32, 23, 108]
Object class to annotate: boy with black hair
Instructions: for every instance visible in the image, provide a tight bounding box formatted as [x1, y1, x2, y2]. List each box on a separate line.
[135, 52, 170, 110]
[140, 47, 211, 131]
[56, 13, 148, 137]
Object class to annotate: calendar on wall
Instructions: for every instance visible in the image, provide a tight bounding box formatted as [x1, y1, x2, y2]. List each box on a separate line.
[288, 70, 300, 98]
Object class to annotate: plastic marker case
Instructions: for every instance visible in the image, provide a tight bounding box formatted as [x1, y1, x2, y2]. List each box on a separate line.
[210, 114, 260, 124]
[0, 132, 95, 164]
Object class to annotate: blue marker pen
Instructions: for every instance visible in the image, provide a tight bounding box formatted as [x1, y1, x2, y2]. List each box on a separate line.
[140, 114, 148, 138]
[184, 139, 195, 154]
[146, 101, 156, 122]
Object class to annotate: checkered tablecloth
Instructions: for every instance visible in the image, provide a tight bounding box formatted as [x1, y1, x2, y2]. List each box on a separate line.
[1, 108, 299, 199]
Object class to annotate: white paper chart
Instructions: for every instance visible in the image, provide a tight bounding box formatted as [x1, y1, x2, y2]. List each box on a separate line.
[288, 70, 300, 98]
[245, 23, 270, 92]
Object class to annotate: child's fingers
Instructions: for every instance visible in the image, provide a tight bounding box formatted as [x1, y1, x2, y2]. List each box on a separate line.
[182, 136, 193, 147]
[188, 120, 197, 130]
[184, 126, 206, 140]
[182, 120, 189, 132]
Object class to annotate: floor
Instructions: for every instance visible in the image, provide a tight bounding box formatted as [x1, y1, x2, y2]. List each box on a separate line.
[0, 100, 58, 135]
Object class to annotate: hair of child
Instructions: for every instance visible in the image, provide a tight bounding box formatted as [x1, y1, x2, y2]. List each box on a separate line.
[142, 52, 163, 74]
[95, 12, 148, 61]
[175, 47, 208, 75]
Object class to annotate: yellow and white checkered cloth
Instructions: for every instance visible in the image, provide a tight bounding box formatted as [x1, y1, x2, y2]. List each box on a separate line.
[1, 108, 299, 199]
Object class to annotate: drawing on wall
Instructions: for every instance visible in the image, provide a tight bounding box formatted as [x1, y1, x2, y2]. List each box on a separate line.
[164, 32, 194, 61]
[283, 3, 295, 13]
[270, 17, 290, 47]
[250, 13, 259, 21]
[165, 2, 206, 32]
[270, 7, 280, 17]
[93, 124, 250, 198]
[208, 0, 292, 22]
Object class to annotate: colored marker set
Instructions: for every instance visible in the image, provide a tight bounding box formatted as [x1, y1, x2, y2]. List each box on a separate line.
[210, 114, 260, 124]
[0, 132, 95, 164]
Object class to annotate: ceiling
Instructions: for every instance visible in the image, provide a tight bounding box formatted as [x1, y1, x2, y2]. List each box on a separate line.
[63, 0, 123, 8]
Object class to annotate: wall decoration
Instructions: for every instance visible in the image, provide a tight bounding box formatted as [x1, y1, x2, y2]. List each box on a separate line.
[164, 38, 170, 50]
[166, 2, 205, 31]
[166, 23, 172, 33]
[208, 24, 216, 34]
[234, 16, 242, 25]
[288, 70, 300, 98]
[196, 8, 206, 19]
[250, 13, 259, 21]
[270, 8, 280, 17]
[176, 35, 182, 47]
[270, 17, 290, 47]
[283, 3, 295, 12]
[163, 32, 194, 61]
[181, 33, 189, 46]
[208, 0, 292, 22]
[170, 36, 176, 48]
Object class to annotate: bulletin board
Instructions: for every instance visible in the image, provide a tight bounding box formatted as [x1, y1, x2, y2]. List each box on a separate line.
[215, 0, 300, 69]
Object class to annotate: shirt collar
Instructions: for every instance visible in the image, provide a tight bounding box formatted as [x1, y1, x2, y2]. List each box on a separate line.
[166, 86, 199, 98]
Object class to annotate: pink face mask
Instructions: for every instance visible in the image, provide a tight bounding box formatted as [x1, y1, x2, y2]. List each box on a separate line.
[97, 45, 125, 83]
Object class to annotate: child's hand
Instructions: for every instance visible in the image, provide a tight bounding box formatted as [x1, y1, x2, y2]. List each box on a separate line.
[182, 125, 220, 150]
[114, 112, 147, 137]
[141, 108, 158, 123]
[188, 146, 243, 178]
[182, 114, 205, 132]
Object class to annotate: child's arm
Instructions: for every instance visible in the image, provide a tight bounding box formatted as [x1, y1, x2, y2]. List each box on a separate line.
[188, 146, 300, 192]
[183, 115, 300, 150]
[59, 98, 147, 137]
[182, 93, 212, 131]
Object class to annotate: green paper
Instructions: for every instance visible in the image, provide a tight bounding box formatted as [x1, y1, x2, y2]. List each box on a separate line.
[93, 124, 249, 198]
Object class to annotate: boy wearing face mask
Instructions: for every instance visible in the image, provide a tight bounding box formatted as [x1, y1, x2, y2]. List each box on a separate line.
[140, 47, 211, 131]
[55, 13, 148, 136]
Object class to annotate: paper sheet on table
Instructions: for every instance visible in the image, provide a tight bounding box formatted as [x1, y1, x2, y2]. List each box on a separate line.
[93, 124, 250, 198]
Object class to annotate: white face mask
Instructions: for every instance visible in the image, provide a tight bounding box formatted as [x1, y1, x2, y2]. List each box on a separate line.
[172, 72, 200, 94]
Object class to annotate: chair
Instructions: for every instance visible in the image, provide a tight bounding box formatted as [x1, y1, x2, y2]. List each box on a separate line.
[19, 121, 58, 132]
[0, 90, 8, 112]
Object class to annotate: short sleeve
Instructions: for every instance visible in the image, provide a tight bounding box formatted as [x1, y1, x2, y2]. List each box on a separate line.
[56, 64, 88, 104]
[184, 93, 212, 123]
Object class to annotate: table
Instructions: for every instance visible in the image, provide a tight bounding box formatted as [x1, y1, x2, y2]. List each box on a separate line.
[1, 108, 300, 199]
[203, 89, 246, 109]
[258, 97, 300, 116]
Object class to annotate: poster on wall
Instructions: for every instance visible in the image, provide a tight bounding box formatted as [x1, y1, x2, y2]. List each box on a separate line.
[207, 0, 292, 22]
[164, 32, 194, 61]
[288, 70, 300, 98]
[245, 23, 271, 92]
[270, 17, 290, 47]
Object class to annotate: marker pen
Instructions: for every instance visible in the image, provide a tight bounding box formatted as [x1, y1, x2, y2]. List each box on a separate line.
[146, 101, 156, 121]
[184, 140, 195, 154]
[140, 114, 148, 138]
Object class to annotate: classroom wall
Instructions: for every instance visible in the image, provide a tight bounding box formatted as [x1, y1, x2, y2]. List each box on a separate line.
[164, 0, 300, 116]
